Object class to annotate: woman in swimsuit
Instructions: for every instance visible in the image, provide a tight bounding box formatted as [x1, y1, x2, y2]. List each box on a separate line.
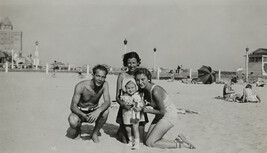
[134, 67, 195, 149]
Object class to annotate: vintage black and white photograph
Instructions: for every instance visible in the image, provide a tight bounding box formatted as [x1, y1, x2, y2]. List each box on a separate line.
[0, 0, 267, 153]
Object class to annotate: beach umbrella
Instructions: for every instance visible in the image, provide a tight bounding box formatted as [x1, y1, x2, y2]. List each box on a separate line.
[198, 65, 216, 84]
[0, 51, 7, 58]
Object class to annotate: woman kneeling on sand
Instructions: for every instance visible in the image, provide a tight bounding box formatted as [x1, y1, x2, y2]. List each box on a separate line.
[242, 84, 261, 103]
[134, 67, 195, 149]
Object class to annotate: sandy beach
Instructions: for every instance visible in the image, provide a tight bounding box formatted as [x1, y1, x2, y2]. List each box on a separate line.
[0, 72, 266, 153]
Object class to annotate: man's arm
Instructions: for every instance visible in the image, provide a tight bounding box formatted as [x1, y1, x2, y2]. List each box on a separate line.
[97, 82, 111, 112]
[70, 83, 87, 120]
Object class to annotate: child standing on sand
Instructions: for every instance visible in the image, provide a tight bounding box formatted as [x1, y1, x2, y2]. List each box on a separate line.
[120, 78, 145, 150]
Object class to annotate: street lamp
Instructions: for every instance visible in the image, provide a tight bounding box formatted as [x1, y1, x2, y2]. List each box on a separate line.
[245, 47, 249, 82]
[35, 41, 39, 46]
[34, 41, 39, 70]
[124, 39, 127, 54]
[11, 49, 14, 69]
[153, 47, 157, 71]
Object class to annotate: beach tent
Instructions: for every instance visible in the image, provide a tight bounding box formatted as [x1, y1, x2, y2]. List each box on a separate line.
[198, 65, 216, 84]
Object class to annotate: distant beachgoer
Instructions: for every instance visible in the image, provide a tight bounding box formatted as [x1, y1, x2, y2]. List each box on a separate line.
[182, 75, 192, 84]
[256, 78, 265, 87]
[176, 65, 181, 74]
[134, 67, 195, 149]
[169, 70, 175, 81]
[52, 61, 59, 77]
[67, 64, 111, 143]
[242, 84, 261, 103]
[115, 52, 148, 144]
[223, 77, 241, 102]
[78, 69, 85, 78]
[120, 78, 145, 150]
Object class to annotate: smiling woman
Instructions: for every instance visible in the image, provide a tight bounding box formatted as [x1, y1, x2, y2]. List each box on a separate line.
[115, 52, 149, 145]
[134, 67, 195, 149]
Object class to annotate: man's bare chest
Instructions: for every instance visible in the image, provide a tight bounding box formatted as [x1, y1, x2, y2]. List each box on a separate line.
[81, 87, 102, 102]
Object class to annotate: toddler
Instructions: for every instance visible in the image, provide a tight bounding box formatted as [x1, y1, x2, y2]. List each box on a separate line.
[120, 78, 144, 150]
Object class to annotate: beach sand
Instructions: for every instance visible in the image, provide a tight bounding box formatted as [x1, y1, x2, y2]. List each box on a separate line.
[0, 72, 266, 153]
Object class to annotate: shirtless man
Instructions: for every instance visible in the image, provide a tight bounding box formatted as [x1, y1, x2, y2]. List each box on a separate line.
[67, 64, 111, 143]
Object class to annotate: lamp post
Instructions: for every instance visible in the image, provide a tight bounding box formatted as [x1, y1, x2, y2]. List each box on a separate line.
[124, 39, 127, 54]
[11, 49, 14, 69]
[153, 47, 157, 71]
[34, 41, 39, 70]
[245, 47, 249, 82]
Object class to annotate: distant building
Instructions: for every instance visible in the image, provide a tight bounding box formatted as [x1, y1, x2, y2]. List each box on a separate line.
[248, 48, 267, 76]
[0, 17, 22, 53]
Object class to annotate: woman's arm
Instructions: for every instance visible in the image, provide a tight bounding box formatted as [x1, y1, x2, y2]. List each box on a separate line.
[242, 89, 246, 102]
[115, 73, 125, 106]
[143, 86, 165, 115]
[256, 94, 261, 103]
[115, 73, 132, 110]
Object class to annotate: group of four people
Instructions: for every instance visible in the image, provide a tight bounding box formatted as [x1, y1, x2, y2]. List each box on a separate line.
[67, 52, 195, 150]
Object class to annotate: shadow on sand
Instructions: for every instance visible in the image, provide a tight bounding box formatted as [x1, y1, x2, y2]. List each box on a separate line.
[66, 123, 119, 140]
[214, 96, 225, 100]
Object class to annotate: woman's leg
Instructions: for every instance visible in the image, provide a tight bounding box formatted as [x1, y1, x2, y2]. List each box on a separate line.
[116, 124, 129, 143]
[145, 116, 161, 140]
[125, 125, 132, 143]
[145, 119, 177, 149]
[145, 123, 156, 140]
[138, 122, 146, 143]
[116, 107, 129, 143]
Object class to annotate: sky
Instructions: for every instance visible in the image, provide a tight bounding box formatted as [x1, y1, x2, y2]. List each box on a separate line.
[1, 0, 267, 71]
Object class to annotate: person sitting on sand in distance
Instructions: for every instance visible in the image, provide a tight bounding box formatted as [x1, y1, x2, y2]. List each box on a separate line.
[242, 84, 261, 103]
[67, 64, 111, 143]
[134, 67, 195, 149]
[115, 52, 148, 144]
[223, 77, 242, 102]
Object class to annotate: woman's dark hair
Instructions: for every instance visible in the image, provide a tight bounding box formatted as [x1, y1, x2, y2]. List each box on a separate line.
[231, 77, 237, 83]
[245, 84, 252, 89]
[123, 52, 141, 66]
[134, 67, 152, 82]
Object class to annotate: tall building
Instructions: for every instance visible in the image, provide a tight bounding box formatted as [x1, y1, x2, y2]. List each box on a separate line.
[0, 17, 22, 53]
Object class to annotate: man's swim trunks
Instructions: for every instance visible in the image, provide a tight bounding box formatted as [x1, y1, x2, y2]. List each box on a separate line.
[78, 106, 98, 114]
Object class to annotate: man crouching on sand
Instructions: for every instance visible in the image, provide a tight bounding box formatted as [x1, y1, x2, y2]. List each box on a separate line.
[67, 64, 111, 143]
